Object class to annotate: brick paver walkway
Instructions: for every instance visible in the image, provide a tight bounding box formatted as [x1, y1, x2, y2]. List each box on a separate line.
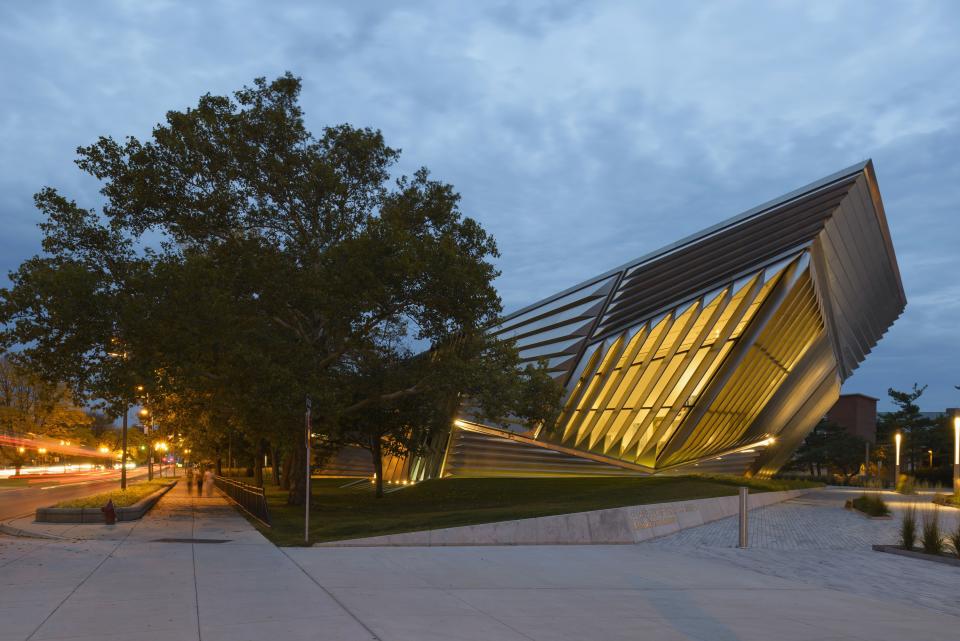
[647, 486, 960, 618]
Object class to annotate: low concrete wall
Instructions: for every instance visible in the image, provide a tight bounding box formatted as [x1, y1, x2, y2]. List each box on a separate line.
[36, 482, 176, 524]
[316, 488, 810, 547]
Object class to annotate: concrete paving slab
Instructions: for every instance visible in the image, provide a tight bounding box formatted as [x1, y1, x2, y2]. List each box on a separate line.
[3, 483, 959, 640]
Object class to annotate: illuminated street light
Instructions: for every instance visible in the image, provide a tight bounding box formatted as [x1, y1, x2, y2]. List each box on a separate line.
[894, 432, 902, 487]
[17, 446, 25, 454]
[37, 447, 47, 454]
[98, 446, 110, 454]
[928, 449, 933, 468]
[954, 415, 959, 494]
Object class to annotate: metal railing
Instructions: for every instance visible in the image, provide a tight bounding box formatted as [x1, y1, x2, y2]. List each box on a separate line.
[214, 476, 272, 527]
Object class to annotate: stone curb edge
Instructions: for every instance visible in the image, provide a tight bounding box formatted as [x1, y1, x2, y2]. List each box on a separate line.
[872, 544, 960, 567]
[34, 481, 177, 524]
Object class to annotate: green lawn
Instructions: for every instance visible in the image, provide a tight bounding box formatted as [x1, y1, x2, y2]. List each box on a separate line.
[247, 475, 820, 546]
[53, 479, 173, 508]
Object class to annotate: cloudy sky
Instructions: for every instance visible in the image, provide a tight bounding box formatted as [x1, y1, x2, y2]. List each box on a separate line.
[1, 1, 958, 410]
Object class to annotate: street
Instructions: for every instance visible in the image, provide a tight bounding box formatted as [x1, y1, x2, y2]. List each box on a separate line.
[0, 468, 153, 520]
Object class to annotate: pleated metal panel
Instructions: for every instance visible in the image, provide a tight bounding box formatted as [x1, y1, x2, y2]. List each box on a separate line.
[435, 160, 904, 479]
[443, 423, 648, 477]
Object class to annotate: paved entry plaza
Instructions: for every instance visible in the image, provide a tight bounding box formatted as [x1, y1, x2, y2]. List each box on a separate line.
[2, 483, 958, 641]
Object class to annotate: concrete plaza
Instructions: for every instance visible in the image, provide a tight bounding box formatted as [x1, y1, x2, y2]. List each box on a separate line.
[2, 482, 959, 641]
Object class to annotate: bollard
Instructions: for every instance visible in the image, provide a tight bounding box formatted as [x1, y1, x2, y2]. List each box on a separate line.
[738, 486, 748, 548]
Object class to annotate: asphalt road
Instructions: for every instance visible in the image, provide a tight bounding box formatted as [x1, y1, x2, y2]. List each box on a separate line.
[0, 468, 154, 520]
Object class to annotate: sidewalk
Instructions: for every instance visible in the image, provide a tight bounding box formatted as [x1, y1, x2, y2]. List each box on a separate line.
[3, 482, 959, 640]
[0, 480, 376, 641]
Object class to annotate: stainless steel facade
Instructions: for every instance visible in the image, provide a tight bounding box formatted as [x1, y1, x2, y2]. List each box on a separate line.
[427, 160, 906, 480]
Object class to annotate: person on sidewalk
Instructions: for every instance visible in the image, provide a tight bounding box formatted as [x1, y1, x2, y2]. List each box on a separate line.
[203, 468, 214, 497]
[196, 466, 204, 495]
[186, 466, 194, 494]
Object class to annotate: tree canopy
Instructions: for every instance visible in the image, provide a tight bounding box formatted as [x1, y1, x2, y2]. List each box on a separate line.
[0, 73, 561, 501]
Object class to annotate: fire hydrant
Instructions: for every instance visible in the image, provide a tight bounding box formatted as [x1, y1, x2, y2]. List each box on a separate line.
[101, 499, 117, 525]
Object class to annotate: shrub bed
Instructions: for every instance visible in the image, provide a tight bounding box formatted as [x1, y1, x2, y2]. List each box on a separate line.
[850, 493, 890, 517]
[54, 480, 172, 508]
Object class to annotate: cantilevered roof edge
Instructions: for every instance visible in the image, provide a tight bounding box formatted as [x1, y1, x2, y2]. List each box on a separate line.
[499, 160, 873, 325]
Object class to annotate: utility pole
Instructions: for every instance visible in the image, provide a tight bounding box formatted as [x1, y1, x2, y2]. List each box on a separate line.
[121, 406, 128, 490]
[305, 396, 312, 544]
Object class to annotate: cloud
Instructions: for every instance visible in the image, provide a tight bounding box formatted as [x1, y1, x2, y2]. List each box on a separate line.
[1, 0, 958, 409]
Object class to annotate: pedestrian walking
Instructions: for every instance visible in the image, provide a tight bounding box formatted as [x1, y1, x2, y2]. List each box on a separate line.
[203, 469, 214, 497]
[196, 467, 204, 495]
[186, 466, 194, 494]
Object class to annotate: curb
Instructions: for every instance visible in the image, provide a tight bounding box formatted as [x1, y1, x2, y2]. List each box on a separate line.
[35, 481, 177, 524]
[0, 521, 69, 540]
[873, 544, 960, 567]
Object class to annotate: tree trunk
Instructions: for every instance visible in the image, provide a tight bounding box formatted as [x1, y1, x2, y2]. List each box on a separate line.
[280, 450, 292, 491]
[372, 437, 384, 498]
[271, 446, 281, 486]
[287, 441, 306, 506]
[215, 456, 222, 476]
[253, 449, 263, 487]
[15, 464, 22, 476]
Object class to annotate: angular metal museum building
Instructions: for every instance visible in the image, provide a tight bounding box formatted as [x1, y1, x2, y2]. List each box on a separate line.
[378, 160, 906, 482]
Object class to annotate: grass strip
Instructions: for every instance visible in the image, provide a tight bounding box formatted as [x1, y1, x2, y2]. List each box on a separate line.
[239, 474, 819, 546]
[53, 479, 172, 508]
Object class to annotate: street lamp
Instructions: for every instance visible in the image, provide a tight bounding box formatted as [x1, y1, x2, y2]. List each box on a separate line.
[894, 432, 902, 487]
[139, 406, 153, 480]
[928, 449, 933, 468]
[154, 441, 168, 477]
[953, 415, 959, 495]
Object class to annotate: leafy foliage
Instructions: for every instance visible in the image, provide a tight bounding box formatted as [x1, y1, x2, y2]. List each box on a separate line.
[920, 507, 944, 555]
[851, 493, 890, 517]
[790, 419, 866, 479]
[0, 73, 562, 502]
[900, 504, 917, 549]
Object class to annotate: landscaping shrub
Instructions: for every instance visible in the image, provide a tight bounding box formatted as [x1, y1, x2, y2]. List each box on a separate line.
[920, 507, 944, 555]
[851, 493, 890, 517]
[948, 518, 960, 559]
[900, 504, 917, 549]
[932, 493, 960, 508]
[912, 467, 953, 489]
[895, 474, 916, 495]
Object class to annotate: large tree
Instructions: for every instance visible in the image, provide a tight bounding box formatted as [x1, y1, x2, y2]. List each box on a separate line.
[879, 384, 935, 471]
[1, 73, 561, 503]
[791, 419, 866, 480]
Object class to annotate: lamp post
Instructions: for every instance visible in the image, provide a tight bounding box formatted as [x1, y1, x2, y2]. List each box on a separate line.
[121, 407, 128, 490]
[894, 431, 902, 488]
[953, 415, 959, 495]
[139, 405, 153, 480]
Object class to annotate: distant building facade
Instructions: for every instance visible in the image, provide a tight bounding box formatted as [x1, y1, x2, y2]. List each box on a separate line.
[826, 393, 877, 443]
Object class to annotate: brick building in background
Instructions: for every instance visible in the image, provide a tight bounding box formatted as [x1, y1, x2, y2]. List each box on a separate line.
[826, 393, 878, 443]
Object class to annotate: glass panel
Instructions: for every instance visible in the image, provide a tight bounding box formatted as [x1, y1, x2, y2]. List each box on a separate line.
[654, 303, 700, 359]
[665, 346, 710, 407]
[633, 315, 670, 364]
